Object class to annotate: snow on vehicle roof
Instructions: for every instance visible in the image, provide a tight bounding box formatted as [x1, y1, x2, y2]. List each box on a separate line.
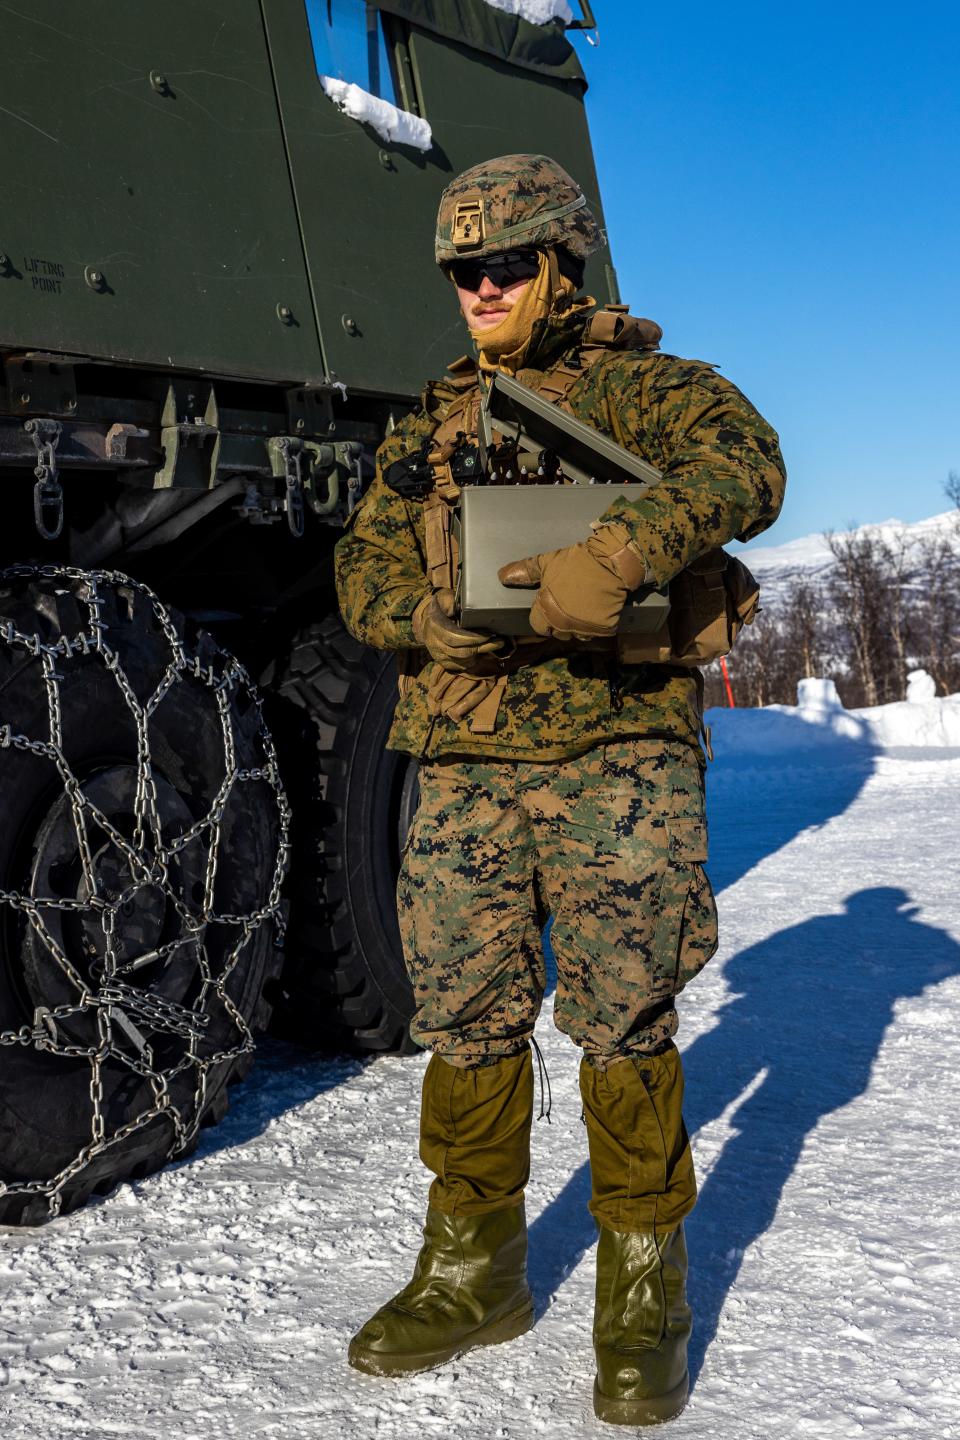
[482, 0, 575, 22]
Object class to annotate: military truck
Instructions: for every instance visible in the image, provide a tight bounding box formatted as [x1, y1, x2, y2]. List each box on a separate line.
[0, 0, 614, 1223]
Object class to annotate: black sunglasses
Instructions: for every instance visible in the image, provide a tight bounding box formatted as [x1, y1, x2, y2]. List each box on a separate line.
[448, 248, 542, 292]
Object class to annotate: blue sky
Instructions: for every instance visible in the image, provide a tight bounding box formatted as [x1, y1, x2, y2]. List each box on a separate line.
[571, 0, 960, 543]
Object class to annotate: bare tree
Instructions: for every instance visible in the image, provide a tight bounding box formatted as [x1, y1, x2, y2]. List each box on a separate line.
[913, 532, 960, 695]
[945, 471, 960, 510]
[877, 529, 913, 700]
[720, 606, 798, 708]
[825, 530, 888, 706]
[701, 660, 726, 710]
[781, 578, 824, 680]
[704, 495, 959, 713]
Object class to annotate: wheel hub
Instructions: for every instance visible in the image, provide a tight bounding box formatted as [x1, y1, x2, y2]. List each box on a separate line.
[22, 765, 207, 1024]
[78, 849, 169, 974]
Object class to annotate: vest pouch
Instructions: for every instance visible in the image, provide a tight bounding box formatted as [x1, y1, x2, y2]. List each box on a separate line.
[616, 614, 673, 666]
[666, 549, 760, 667]
[725, 553, 762, 627]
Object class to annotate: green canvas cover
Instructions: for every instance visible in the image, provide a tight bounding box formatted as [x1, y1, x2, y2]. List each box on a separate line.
[374, 0, 587, 85]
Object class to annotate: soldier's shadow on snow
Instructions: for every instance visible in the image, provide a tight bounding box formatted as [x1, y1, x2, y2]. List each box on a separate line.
[682, 886, 960, 1385]
[700, 716, 878, 895]
[529, 885, 960, 1381]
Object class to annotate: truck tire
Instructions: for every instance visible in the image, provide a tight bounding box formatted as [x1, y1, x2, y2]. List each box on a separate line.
[0, 567, 288, 1224]
[263, 612, 419, 1054]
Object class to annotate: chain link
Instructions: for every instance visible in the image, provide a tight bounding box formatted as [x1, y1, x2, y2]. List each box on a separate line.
[0, 565, 291, 1219]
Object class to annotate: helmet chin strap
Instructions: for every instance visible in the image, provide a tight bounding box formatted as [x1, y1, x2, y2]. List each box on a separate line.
[547, 247, 571, 312]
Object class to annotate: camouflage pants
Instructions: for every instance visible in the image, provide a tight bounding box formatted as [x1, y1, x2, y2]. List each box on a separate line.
[397, 738, 718, 1067]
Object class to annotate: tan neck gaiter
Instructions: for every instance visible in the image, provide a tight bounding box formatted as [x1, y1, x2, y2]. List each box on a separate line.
[468, 250, 577, 375]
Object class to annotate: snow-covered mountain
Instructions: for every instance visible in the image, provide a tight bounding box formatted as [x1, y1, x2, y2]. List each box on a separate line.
[739, 509, 959, 606]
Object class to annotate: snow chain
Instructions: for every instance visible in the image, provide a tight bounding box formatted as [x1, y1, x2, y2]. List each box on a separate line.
[0, 565, 291, 1218]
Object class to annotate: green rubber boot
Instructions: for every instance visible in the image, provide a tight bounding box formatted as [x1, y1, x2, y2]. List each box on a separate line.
[348, 1048, 535, 1377]
[348, 1203, 534, 1376]
[593, 1224, 691, 1426]
[580, 1049, 697, 1425]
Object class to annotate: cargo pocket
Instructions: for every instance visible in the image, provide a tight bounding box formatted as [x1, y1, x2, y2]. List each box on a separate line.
[671, 818, 718, 993]
[651, 818, 713, 998]
[667, 816, 708, 864]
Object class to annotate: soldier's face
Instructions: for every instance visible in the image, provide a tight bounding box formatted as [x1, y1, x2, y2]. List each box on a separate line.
[449, 248, 541, 331]
[455, 271, 533, 331]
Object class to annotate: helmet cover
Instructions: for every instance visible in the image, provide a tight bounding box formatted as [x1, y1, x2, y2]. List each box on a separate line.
[435, 153, 603, 267]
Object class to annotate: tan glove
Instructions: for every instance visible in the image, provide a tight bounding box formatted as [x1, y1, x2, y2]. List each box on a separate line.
[412, 589, 505, 673]
[498, 521, 651, 641]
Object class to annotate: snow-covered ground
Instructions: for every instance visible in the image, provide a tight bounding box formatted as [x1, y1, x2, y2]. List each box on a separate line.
[3, 697, 959, 1439]
[709, 675, 960, 754]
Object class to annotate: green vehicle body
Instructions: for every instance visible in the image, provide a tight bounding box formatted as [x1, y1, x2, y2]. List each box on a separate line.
[0, 0, 613, 1219]
[1, 0, 611, 420]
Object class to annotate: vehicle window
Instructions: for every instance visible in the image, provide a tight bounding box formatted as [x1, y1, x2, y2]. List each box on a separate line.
[304, 0, 398, 104]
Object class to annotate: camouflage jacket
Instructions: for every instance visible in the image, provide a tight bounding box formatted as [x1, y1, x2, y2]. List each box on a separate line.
[334, 305, 786, 762]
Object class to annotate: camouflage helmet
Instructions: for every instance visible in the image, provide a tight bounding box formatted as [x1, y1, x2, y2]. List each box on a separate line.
[435, 153, 602, 267]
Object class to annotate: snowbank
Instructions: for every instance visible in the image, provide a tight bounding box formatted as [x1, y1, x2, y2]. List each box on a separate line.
[907, 669, 936, 702]
[482, 0, 574, 23]
[319, 78, 432, 152]
[707, 674, 960, 758]
[856, 694, 960, 747]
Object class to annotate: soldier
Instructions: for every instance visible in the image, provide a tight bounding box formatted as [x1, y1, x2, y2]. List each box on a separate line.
[335, 154, 786, 1425]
